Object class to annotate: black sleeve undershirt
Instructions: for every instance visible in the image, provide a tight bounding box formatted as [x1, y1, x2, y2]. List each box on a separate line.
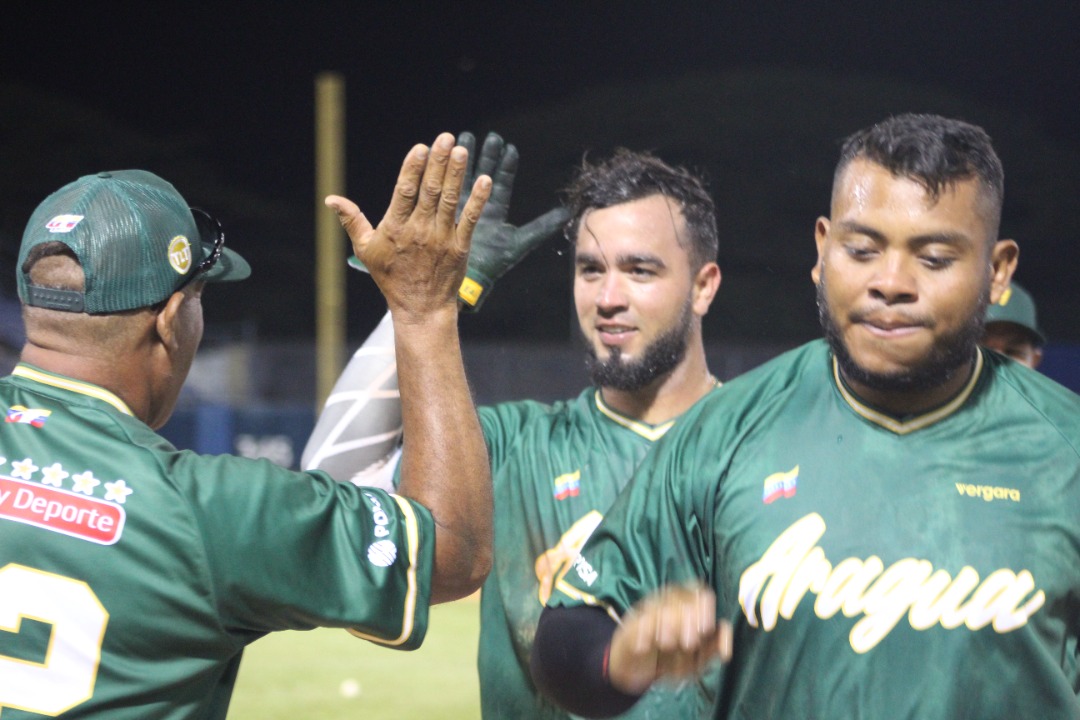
[530, 605, 643, 718]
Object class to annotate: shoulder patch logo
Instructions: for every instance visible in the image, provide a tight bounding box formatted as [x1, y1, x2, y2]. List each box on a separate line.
[45, 214, 84, 233]
[367, 539, 398, 567]
[6, 405, 52, 428]
[553, 470, 581, 500]
[763, 465, 799, 504]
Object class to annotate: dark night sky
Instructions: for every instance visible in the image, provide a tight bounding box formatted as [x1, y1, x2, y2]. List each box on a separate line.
[4, 1, 1079, 346]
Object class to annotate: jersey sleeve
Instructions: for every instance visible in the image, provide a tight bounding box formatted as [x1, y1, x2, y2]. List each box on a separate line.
[477, 399, 549, 471]
[548, 394, 728, 618]
[175, 452, 434, 650]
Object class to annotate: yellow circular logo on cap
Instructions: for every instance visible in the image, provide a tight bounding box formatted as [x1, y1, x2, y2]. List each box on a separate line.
[168, 236, 193, 275]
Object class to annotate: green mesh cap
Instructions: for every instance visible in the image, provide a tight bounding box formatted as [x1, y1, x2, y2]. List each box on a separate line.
[18, 170, 250, 313]
[985, 281, 1046, 346]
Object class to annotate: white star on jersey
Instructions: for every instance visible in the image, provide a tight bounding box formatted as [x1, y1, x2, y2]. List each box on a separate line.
[72, 471, 101, 495]
[11, 458, 38, 480]
[40, 463, 70, 488]
[104, 479, 133, 504]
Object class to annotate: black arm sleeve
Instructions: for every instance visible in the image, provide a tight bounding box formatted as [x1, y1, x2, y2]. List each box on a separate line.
[530, 605, 642, 718]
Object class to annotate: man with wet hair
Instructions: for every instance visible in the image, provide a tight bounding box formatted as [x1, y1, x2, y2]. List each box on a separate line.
[304, 135, 723, 718]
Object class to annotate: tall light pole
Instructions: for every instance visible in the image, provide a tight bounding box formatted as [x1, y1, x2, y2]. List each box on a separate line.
[314, 72, 346, 412]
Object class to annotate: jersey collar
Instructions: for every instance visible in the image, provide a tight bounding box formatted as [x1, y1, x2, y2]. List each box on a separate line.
[593, 377, 722, 442]
[831, 349, 984, 435]
[12, 363, 134, 417]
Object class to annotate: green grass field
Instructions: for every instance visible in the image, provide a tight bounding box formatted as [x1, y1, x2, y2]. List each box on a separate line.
[228, 597, 481, 719]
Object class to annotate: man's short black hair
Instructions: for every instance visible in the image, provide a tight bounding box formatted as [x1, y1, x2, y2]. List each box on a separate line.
[562, 149, 719, 269]
[834, 113, 1004, 239]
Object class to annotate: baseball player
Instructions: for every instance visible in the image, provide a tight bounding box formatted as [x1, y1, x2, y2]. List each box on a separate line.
[981, 280, 1045, 369]
[532, 114, 1080, 719]
[0, 133, 494, 719]
[302, 133, 723, 718]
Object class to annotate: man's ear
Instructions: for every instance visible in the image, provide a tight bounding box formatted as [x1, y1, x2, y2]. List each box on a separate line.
[988, 238, 1019, 304]
[154, 291, 186, 354]
[811, 217, 829, 285]
[692, 262, 721, 317]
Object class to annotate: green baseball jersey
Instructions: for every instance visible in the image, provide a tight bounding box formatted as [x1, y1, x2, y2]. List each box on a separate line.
[0, 364, 434, 719]
[554, 340, 1080, 719]
[477, 387, 717, 720]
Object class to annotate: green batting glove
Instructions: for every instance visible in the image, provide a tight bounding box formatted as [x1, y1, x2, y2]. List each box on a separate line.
[348, 131, 569, 312]
[453, 131, 569, 311]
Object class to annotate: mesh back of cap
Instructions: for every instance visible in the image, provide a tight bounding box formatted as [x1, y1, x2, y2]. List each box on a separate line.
[19, 170, 202, 313]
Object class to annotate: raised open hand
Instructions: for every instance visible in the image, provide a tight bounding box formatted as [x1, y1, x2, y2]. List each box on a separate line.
[327, 133, 491, 321]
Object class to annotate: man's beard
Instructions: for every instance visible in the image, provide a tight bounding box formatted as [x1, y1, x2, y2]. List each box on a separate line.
[583, 300, 694, 392]
[816, 275, 989, 395]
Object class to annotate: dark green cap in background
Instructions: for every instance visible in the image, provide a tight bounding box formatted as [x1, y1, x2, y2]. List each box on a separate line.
[18, 170, 250, 313]
[985, 281, 1046, 346]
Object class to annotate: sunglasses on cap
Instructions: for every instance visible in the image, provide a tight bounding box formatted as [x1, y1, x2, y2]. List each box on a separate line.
[175, 207, 225, 291]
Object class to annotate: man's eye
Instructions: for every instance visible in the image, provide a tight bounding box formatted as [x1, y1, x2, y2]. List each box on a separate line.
[845, 245, 876, 260]
[920, 255, 955, 270]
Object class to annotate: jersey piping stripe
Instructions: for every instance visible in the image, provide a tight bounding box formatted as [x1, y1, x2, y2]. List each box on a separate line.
[346, 494, 421, 646]
[593, 391, 675, 441]
[12, 364, 134, 416]
[832, 350, 983, 435]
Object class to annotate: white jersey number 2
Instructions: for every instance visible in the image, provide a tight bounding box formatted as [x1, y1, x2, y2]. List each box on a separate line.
[0, 564, 108, 716]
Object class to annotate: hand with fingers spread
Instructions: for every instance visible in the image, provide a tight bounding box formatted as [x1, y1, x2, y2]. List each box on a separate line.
[327, 132, 492, 322]
[608, 584, 733, 696]
[347, 131, 568, 312]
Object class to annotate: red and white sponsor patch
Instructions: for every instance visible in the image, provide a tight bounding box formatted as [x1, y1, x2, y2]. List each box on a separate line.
[0, 475, 125, 545]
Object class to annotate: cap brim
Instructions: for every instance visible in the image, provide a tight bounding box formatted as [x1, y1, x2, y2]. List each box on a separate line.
[202, 246, 251, 283]
[985, 319, 1047, 347]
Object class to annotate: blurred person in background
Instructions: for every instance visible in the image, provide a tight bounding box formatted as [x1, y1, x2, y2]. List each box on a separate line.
[980, 280, 1045, 369]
